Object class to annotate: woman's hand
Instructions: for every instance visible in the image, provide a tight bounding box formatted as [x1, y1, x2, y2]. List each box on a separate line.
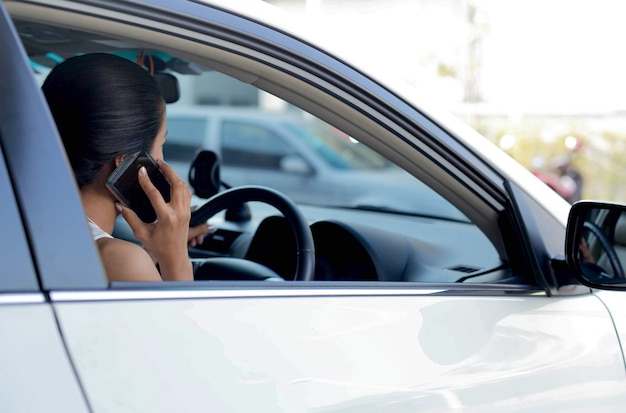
[188, 221, 215, 248]
[579, 238, 595, 263]
[188, 204, 215, 248]
[118, 159, 193, 281]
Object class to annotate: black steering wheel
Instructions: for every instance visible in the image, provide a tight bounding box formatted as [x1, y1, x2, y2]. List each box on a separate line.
[583, 221, 624, 279]
[190, 185, 315, 281]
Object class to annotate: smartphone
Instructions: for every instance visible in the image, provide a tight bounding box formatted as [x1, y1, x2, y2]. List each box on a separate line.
[106, 151, 171, 223]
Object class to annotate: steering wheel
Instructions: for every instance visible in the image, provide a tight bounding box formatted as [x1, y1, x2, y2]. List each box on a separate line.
[190, 185, 315, 281]
[583, 221, 624, 279]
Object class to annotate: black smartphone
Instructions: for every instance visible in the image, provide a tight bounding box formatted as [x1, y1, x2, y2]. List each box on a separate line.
[106, 151, 171, 223]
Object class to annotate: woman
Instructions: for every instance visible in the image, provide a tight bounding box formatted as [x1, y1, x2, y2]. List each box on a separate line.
[42, 53, 212, 282]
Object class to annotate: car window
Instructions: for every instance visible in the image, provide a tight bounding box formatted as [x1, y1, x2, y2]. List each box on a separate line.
[2, 11, 107, 291]
[166, 90, 500, 282]
[164, 117, 207, 162]
[220, 120, 296, 170]
[13, 14, 508, 286]
[283, 121, 389, 170]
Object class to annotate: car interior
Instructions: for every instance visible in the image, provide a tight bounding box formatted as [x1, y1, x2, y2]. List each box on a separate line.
[11, 10, 535, 287]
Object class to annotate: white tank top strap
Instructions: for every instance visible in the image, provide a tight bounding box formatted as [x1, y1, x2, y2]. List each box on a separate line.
[87, 218, 114, 241]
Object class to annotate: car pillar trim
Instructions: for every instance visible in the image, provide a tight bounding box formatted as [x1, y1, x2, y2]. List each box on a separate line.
[0, 293, 46, 305]
[49, 288, 450, 302]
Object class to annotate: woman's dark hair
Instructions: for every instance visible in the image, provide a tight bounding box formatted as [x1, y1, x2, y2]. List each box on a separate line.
[42, 53, 165, 187]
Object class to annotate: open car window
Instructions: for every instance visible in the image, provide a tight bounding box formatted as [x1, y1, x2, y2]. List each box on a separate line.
[13, 10, 520, 287]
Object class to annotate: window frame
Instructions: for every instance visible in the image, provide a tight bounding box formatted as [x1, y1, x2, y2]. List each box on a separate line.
[4, 0, 566, 293]
[0, 3, 107, 291]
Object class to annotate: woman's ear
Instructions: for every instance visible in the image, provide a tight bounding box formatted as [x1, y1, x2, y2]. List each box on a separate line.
[114, 154, 128, 168]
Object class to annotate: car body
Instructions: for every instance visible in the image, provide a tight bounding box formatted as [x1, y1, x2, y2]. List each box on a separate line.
[2, 0, 626, 412]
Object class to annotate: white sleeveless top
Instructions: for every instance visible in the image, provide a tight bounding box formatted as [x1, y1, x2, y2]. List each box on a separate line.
[87, 218, 114, 241]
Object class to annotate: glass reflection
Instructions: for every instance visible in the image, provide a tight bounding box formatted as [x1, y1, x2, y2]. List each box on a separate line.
[577, 207, 626, 282]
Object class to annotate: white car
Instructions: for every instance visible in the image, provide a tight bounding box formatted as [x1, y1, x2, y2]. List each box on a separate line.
[2, 1, 626, 412]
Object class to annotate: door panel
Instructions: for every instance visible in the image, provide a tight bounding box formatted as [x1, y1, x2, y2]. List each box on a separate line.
[55, 291, 626, 412]
[0, 303, 89, 412]
[593, 290, 626, 364]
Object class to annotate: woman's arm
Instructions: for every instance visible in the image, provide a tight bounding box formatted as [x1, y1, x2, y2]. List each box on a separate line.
[117, 160, 194, 281]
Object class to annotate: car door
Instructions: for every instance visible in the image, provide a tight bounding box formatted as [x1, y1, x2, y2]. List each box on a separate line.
[0, 138, 89, 413]
[218, 116, 317, 199]
[51, 287, 626, 412]
[0, 4, 92, 412]
[6, 0, 626, 412]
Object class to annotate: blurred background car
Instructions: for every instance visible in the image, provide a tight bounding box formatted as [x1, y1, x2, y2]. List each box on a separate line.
[165, 106, 467, 220]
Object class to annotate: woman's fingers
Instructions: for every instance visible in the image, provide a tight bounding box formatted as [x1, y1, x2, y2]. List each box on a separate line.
[188, 223, 215, 247]
[156, 160, 192, 212]
[115, 201, 150, 241]
[136, 165, 167, 211]
[137, 161, 191, 222]
[189, 222, 214, 239]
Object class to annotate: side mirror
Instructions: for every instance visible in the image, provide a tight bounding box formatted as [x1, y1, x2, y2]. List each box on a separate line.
[566, 201, 626, 289]
[279, 155, 313, 175]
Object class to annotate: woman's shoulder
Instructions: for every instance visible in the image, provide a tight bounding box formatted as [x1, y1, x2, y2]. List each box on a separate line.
[96, 238, 162, 282]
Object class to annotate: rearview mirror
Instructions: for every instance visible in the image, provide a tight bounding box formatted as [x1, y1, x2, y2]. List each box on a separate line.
[566, 201, 626, 289]
[154, 72, 180, 103]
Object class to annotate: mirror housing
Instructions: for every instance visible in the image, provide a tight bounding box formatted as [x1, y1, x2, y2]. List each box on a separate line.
[566, 201, 626, 290]
[154, 72, 180, 103]
[188, 150, 221, 199]
[279, 155, 313, 175]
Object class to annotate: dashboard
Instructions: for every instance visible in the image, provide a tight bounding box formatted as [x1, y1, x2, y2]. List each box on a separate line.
[180, 202, 509, 284]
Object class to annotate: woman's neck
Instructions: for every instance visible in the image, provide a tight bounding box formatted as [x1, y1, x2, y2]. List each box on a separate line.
[80, 181, 118, 235]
